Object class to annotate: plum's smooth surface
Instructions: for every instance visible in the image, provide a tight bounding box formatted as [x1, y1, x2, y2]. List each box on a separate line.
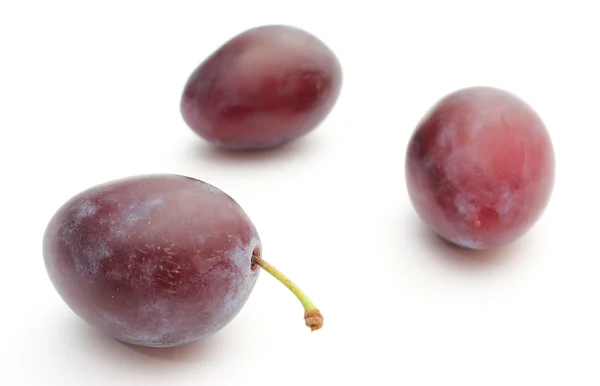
[181, 25, 343, 150]
[43, 174, 261, 347]
[405, 87, 555, 250]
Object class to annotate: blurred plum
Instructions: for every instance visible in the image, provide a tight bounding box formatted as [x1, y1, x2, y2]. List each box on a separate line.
[405, 87, 555, 250]
[181, 25, 342, 150]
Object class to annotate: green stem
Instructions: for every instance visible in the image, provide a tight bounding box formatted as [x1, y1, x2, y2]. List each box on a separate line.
[252, 251, 323, 331]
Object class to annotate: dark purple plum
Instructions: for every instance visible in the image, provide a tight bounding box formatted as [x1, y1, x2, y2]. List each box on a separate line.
[405, 87, 555, 250]
[180, 25, 342, 150]
[43, 174, 322, 348]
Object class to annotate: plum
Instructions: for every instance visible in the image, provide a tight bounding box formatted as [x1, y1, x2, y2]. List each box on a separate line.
[180, 25, 342, 150]
[43, 174, 322, 347]
[405, 87, 555, 250]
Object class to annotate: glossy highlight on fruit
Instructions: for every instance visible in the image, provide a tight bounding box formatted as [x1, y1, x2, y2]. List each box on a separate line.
[405, 87, 555, 250]
[181, 25, 343, 150]
[43, 174, 322, 348]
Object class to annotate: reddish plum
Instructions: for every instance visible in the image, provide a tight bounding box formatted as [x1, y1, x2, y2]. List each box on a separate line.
[43, 174, 322, 347]
[405, 87, 555, 250]
[180, 25, 342, 150]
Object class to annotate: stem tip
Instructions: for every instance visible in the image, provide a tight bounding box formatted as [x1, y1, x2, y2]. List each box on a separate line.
[304, 310, 324, 331]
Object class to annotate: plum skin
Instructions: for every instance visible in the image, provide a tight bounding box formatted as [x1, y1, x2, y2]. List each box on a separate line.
[43, 174, 261, 347]
[180, 24, 343, 150]
[405, 87, 555, 250]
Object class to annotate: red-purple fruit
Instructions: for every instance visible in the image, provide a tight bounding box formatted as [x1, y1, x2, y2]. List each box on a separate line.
[405, 87, 555, 250]
[180, 25, 343, 150]
[43, 174, 322, 348]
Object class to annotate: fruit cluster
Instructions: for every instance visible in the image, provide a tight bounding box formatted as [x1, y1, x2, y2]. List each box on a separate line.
[42, 25, 555, 348]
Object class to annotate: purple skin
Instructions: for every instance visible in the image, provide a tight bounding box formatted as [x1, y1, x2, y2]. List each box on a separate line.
[405, 87, 555, 250]
[181, 24, 343, 150]
[43, 174, 261, 347]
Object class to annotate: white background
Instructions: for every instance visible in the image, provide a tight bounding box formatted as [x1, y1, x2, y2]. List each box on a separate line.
[1, 0, 598, 385]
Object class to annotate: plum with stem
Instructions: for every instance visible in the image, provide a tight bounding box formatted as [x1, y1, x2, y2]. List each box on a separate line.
[43, 174, 322, 347]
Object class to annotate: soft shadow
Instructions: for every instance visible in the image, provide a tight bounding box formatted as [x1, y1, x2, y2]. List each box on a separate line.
[63, 316, 226, 365]
[401, 208, 525, 271]
[417, 223, 520, 270]
[188, 134, 321, 167]
[120, 338, 221, 363]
